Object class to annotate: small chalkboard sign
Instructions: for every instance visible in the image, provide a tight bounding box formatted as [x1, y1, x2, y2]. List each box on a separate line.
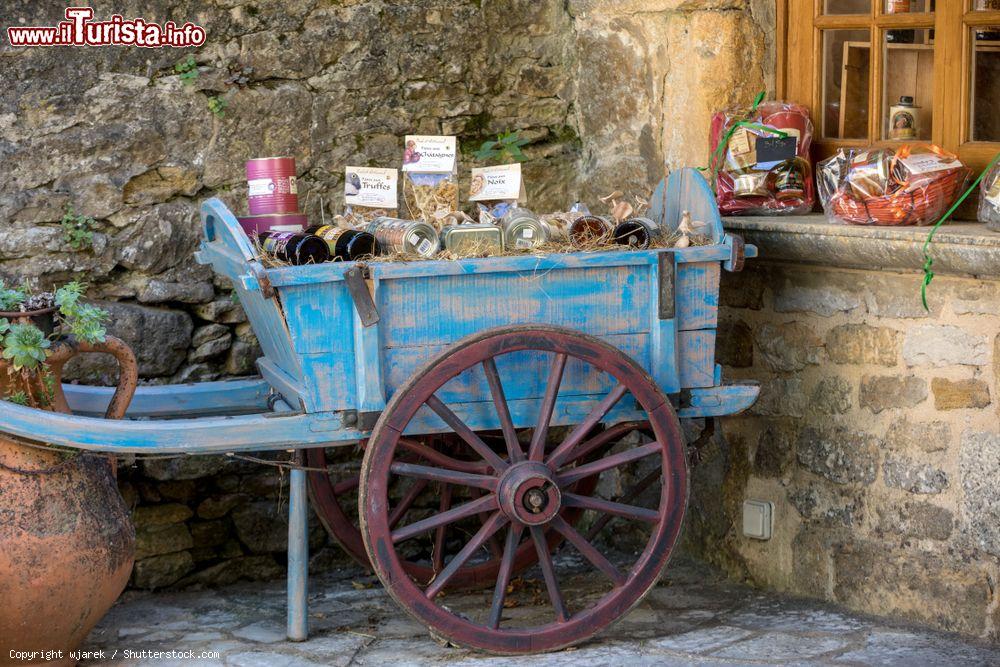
[755, 136, 797, 170]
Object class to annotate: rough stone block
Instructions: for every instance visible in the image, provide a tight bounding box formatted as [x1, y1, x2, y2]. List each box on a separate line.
[833, 543, 989, 636]
[753, 421, 798, 477]
[902, 325, 989, 368]
[882, 457, 949, 494]
[751, 378, 806, 417]
[859, 375, 927, 413]
[931, 378, 991, 410]
[131, 550, 195, 589]
[716, 318, 753, 368]
[190, 520, 230, 549]
[826, 324, 900, 366]
[797, 426, 879, 485]
[191, 324, 231, 348]
[188, 332, 233, 363]
[142, 455, 232, 481]
[885, 418, 951, 454]
[791, 526, 833, 598]
[960, 430, 1000, 556]
[135, 523, 194, 560]
[788, 483, 861, 526]
[194, 299, 248, 324]
[772, 270, 862, 317]
[132, 503, 193, 529]
[809, 376, 853, 415]
[754, 322, 825, 372]
[875, 502, 953, 541]
[197, 493, 250, 520]
[232, 501, 289, 553]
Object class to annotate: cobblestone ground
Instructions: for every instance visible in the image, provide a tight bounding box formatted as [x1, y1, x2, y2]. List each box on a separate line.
[81, 559, 1000, 666]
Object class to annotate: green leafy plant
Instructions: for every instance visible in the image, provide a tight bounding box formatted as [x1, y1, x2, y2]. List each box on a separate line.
[0, 283, 27, 311]
[175, 54, 199, 84]
[207, 95, 227, 119]
[60, 205, 98, 251]
[55, 281, 108, 343]
[474, 129, 530, 164]
[2, 323, 50, 370]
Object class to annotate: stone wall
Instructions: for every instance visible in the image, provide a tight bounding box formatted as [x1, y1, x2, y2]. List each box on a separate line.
[694, 259, 1000, 641]
[2, 1, 772, 588]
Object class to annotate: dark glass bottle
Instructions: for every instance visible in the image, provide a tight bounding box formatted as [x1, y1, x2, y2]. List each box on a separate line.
[259, 231, 330, 265]
[308, 225, 380, 261]
[612, 218, 659, 249]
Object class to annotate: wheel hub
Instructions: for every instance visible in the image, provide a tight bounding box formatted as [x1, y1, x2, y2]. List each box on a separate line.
[497, 461, 562, 525]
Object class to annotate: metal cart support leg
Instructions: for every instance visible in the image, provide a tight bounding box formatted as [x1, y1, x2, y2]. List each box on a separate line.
[287, 452, 309, 641]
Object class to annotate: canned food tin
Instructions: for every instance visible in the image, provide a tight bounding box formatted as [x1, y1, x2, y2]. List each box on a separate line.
[238, 213, 308, 236]
[568, 215, 614, 247]
[441, 224, 504, 255]
[366, 217, 439, 258]
[309, 225, 380, 261]
[732, 172, 768, 198]
[501, 209, 548, 250]
[768, 158, 808, 201]
[247, 156, 299, 215]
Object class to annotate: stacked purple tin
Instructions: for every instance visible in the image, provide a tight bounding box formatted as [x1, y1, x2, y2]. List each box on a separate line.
[239, 156, 308, 235]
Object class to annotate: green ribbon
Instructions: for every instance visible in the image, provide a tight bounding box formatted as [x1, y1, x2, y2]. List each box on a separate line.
[702, 91, 788, 189]
[920, 149, 1000, 311]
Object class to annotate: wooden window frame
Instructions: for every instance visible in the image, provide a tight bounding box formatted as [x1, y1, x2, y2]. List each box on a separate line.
[777, 0, 1000, 173]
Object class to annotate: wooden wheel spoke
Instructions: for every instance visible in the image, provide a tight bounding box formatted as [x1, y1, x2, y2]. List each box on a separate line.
[425, 395, 508, 472]
[585, 468, 661, 541]
[562, 492, 660, 524]
[332, 476, 360, 496]
[547, 384, 629, 469]
[530, 525, 569, 622]
[426, 511, 508, 599]
[555, 442, 661, 486]
[392, 493, 498, 544]
[528, 353, 568, 461]
[433, 483, 453, 573]
[390, 461, 497, 492]
[388, 479, 429, 530]
[488, 523, 525, 629]
[550, 515, 625, 586]
[555, 421, 650, 469]
[482, 358, 523, 463]
[397, 437, 490, 474]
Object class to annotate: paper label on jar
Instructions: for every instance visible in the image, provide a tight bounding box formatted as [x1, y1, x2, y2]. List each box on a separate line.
[469, 163, 522, 202]
[522, 227, 534, 239]
[402, 135, 456, 172]
[515, 237, 533, 249]
[408, 232, 421, 244]
[899, 152, 962, 175]
[728, 128, 752, 156]
[416, 238, 433, 255]
[345, 166, 398, 208]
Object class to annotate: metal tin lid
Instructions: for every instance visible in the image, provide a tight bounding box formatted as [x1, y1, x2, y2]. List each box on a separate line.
[899, 96, 915, 106]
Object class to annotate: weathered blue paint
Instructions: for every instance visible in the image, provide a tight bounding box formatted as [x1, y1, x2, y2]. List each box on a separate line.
[287, 461, 309, 641]
[63, 378, 272, 418]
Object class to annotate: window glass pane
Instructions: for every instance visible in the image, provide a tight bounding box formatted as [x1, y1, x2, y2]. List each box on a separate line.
[883, 29, 933, 141]
[822, 30, 871, 139]
[885, 0, 932, 13]
[971, 26, 1000, 141]
[824, 0, 870, 14]
[972, 1, 1000, 11]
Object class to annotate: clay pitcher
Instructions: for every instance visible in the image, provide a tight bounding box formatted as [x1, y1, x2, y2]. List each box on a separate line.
[0, 332, 138, 667]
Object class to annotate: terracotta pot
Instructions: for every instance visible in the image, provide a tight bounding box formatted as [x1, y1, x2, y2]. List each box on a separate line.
[0, 335, 138, 667]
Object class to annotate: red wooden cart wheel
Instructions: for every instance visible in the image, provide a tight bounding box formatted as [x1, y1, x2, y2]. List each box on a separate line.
[308, 429, 615, 588]
[359, 325, 688, 654]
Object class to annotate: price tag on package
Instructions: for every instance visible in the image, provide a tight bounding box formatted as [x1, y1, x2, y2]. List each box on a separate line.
[345, 167, 398, 208]
[469, 163, 524, 202]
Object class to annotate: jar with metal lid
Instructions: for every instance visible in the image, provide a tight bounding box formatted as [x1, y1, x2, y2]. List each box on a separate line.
[568, 215, 614, 247]
[612, 217, 661, 249]
[500, 207, 548, 250]
[308, 225, 380, 261]
[365, 217, 439, 258]
[441, 223, 504, 255]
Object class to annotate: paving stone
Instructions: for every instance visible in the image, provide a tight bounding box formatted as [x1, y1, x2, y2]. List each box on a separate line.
[231, 620, 286, 643]
[648, 625, 754, 653]
[711, 631, 850, 660]
[902, 325, 989, 367]
[227, 652, 326, 667]
[832, 630, 1000, 666]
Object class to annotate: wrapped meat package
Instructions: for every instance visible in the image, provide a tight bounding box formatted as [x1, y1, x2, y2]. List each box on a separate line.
[709, 100, 815, 215]
[818, 144, 971, 226]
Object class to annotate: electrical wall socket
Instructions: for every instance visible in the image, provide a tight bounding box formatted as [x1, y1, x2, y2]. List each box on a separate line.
[742, 500, 773, 540]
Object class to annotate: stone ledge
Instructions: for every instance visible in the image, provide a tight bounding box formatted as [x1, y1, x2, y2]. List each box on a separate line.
[724, 216, 1000, 279]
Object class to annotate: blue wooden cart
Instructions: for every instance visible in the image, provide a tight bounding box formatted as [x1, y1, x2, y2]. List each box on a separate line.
[0, 168, 757, 654]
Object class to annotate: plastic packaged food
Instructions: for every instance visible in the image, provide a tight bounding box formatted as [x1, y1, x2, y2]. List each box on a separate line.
[401, 135, 459, 228]
[709, 100, 815, 215]
[979, 158, 1000, 230]
[343, 166, 398, 225]
[818, 144, 971, 226]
